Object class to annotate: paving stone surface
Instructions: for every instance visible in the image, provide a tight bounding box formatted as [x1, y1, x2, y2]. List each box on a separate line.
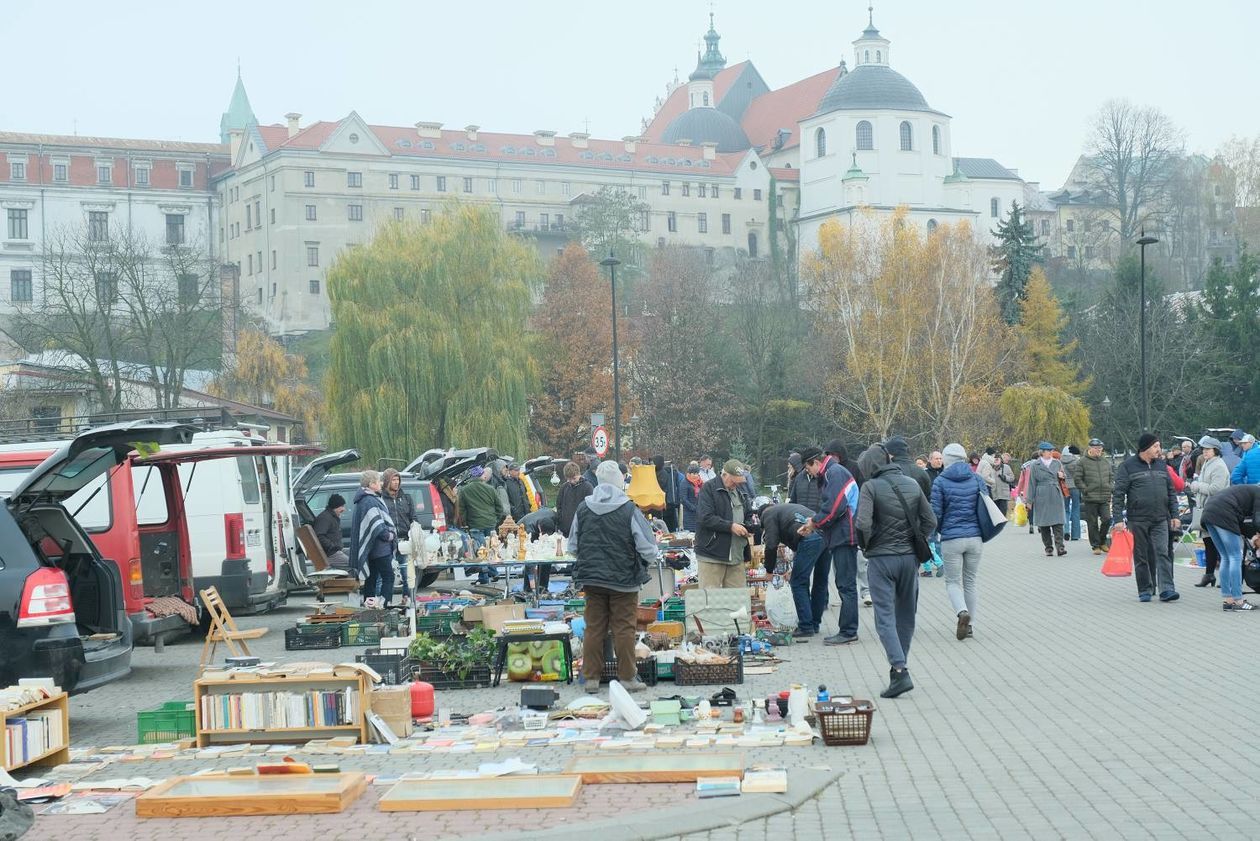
[34, 526, 1257, 839]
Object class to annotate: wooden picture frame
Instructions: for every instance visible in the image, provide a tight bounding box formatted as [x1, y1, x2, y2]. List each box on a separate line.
[564, 753, 745, 783]
[378, 775, 582, 812]
[135, 772, 367, 817]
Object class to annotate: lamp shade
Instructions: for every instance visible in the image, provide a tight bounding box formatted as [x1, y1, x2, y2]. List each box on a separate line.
[626, 464, 666, 512]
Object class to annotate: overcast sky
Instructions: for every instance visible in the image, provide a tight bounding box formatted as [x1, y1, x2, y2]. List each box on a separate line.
[4, 0, 1257, 188]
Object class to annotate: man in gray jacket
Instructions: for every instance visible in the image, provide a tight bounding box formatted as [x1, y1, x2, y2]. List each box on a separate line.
[568, 460, 656, 692]
[855, 445, 937, 699]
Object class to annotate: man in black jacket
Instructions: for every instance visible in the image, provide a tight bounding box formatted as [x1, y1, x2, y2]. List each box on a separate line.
[503, 462, 531, 521]
[1111, 432, 1179, 603]
[761, 501, 823, 639]
[788, 453, 821, 512]
[855, 445, 937, 699]
[314, 494, 349, 570]
[696, 460, 752, 589]
[885, 436, 933, 499]
[381, 469, 416, 605]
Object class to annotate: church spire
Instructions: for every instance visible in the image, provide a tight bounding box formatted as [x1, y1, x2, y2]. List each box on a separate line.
[220, 71, 257, 144]
[689, 12, 726, 81]
[853, 6, 891, 67]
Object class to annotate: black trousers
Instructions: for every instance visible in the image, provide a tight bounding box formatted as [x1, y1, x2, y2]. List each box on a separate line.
[1082, 500, 1111, 550]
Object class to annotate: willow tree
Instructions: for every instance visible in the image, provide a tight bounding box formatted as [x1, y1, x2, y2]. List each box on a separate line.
[325, 206, 540, 464]
[999, 384, 1090, 455]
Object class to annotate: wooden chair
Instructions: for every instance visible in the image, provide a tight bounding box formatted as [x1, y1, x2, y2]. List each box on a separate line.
[199, 586, 268, 672]
[295, 525, 358, 602]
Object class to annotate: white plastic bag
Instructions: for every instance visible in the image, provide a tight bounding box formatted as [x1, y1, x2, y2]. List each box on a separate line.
[765, 578, 798, 630]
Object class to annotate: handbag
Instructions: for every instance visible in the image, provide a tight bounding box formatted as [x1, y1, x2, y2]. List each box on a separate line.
[880, 478, 932, 563]
[977, 485, 1007, 543]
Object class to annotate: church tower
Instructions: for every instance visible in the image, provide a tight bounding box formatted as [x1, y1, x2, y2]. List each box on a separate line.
[220, 70, 257, 144]
[686, 13, 726, 109]
[853, 6, 891, 67]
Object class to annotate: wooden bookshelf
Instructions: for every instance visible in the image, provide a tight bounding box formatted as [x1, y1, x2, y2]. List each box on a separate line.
[2, 692, 70, 771]
[194, 674, 369, 747]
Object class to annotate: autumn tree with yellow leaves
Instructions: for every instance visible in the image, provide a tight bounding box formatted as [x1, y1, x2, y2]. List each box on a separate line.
[210, 327, 321, 436]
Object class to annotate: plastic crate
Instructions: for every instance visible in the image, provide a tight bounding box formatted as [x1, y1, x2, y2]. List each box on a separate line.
[413, 664, 492, 690]
[356, 648, 414, 685]
[285, 625, 342, 650]
[565, 599, 586, 614]
[601, 657, 659, 686]
[342, 618, 404, 646]
[673, 648, 744, 686]
[815, 700, 876, 746]
[137, 701, 195, 744]
[415, 613, 459, 636]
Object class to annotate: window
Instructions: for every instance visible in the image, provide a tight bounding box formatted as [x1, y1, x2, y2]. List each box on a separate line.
[393, 207, 404, 220]
[815, 127, 827, 158]
[1102, 245, 1113, 261]
[389, 173, 399, 190]
[1041, 219, 1050, 236]
[697, 212, 708, 233]
[9, 161, 25, 181]
[348, 204, 363, 221]
[254, 200, 261, 225]
[463, 176, 473, 193]
[682, 183, 690, 197]
[667, 211, 677, 232]
[514, 211, 526, 228]
[699, 184, 707, 198]
[876, 50, 882, 62]
[97, 163, 112, 184]
[305, 204, 317, 221]
[1066, 246, 1077, 259]
[753, 189, 762, 201]
[712, 185, 720, 199]
[1066, 218, 1075, 233]
[410, 174, 420, 190]
[899, 121, 913, 152]
[638, 186, 648, 200]
[165, 213, 185, 245]
[87, 211, 109, 242]
[563, 182, 572, 196]
[722, 213, 731, 234]
[1085, 246, 1096, 259]
[257, 288, 262, 305]
[347, 171, 362, 188]
[487, 178, 496, 193]
[307, 245, 319, 266]
[932, 125, 941, 155]
[270, 208, 275, 225]
[927, 219, 938, 233]
[540, 212, 549, 229]
[703, 92, 710, 106]
[270, 282, 276, 298]
[7, 209, 28, 240]
[734, 187, 742, 199]
[747, 232, 758, 258]
[94, 271, 117, 306]
[245, 205, 252, 229]
[10, 270, 32, 303]
[270, 175, 276, 192]
[309, 279, 320, 294]
[1083, 219, 1092, 233]
[420, 209, 431, 224]
[661, 181, 670, 196]
[640, 210, 651, 231]
[864, 49, 870, 63]
[179, 167, 194, 188]
[247, 254, 253, 275]
[436, 176, 447, 192]
[271, 250, 277, 270]
[856, 121, 873, 151]
[555, 213, 564, 228]
[535, 180, 545, 194]
[304, 170, 315, 188]
[705, 247, 715, 266]
[990, 197, 999, 218]
[53, 162, 67, 182]
[177, 274, 199, 307]
[134, 165, 150, 186]
[256, 250, 262, 272]
[512, 179, 522, 193]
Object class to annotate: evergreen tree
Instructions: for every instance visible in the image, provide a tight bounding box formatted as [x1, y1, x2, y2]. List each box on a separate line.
[991, 201, 1044, 324]
[1017, 268, 1088, 396]
[1197, 249, 1260, 427]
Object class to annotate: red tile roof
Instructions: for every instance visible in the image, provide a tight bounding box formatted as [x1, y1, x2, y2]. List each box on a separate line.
[0, 131, 226, 155]
[769, 167, 800, 182]
[642, 62, 749, 143]
[738, 67, 840, 151]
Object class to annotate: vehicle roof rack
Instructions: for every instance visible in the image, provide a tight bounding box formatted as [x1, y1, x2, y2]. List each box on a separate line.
[0, 407, 250, 445]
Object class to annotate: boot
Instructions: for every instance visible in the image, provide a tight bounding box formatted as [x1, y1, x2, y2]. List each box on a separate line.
[1194, 573, 1216, 588]
[880, 667, 914, 698]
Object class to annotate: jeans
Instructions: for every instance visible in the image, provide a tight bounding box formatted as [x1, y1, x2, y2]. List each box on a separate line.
[394, 551, 412, 602]
[581, 586, 638, 683]
[1082, 500, 1111, 550]
[866, 553, 919, 669]
[829, 545, 859, 638]
[1129, 519, 1175, 596]
[1207, 525, 1244, 600]
[1064, 489, 1082, 540]
[941, 537, 982, 619]
[810, 547, 831, 632]
[365, 554, 394, 601]
[857, 550, 870, 598]
[789, 533, 824, 632]
[468, 529, 499, 581]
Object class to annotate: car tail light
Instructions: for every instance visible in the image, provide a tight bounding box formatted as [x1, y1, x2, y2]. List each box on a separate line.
[17, 568, 75, 628]
[127, 557, 144, 602]
[428, 485, 447, 533]
[224, 513, 246, 560]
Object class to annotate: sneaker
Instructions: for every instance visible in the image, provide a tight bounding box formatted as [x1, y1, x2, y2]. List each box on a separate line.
[1056, 548, 1068, 556]
[1139, 593, 1152, 603]
[880, 667, 914, 699]
[619, 679, 648, 693]
[1225, 600, 1257, 611]
[955, 610, 971, 641]
[1092, 547, 1102, 555]
[580, 674, 601, 689]
[1159, 590, 1180, 602]
[1044, 548, 1053, 557]
[823, 634, 859, 646]
[965, 625, 974, 638]
[792, 628, 815, 640]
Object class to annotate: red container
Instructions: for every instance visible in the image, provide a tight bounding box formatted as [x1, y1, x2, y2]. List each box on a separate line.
[410, 680, 435, 718]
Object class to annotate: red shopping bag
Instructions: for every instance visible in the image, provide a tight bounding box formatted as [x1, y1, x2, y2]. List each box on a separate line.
[1101, 530, 1134, 577]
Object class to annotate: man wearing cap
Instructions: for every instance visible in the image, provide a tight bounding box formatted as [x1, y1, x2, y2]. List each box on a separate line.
[1027, 442, 1068, 556]
[695, 459, 754, 589]
[458, 466, 506, 584]
[1112, 433, 1180, 602]
[798, 440, 862, 645]
[1072, 438, 1115, 555]
[1230, 433, 1260, 485]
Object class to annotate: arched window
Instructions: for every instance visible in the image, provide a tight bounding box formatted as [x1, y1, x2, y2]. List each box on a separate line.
[702, 92, 710, 106]
[899, 121, 913, 151]
[747, 232, 759, 258]
[864, 50, 870, 63]
[990, 197, 1000, 218]
[815, 127, 827, 158]
[927, 219, 938, 233]
[856, 120, 873, 151]
[932, 125, 941, 155]
[876, 50, 882, 63]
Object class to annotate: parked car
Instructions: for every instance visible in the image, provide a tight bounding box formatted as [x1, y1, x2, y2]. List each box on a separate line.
[0, 421, 195, 693]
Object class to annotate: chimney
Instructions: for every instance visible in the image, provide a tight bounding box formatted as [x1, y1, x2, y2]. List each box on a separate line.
[701, 142, 718, 161]
[228, 128, 244, 160]
[285, 112, 302, 138]
[568, 132, 590, 149]
[415, 121, 443, 139]
[465, 124, 479, 141]
[534, 130, 556, 146]
[623, 136, 638, 153]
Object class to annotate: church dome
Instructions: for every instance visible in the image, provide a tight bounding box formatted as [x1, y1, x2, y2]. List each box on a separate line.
[814, 64, 936, 115]
[661, 107, 751, 152]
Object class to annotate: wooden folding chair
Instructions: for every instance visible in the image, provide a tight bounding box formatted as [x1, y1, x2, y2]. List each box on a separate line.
[295, 525, 358, 602]
[199, 586, 268, 672]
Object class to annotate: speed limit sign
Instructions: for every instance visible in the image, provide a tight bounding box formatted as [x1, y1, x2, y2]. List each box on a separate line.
[591, 426, 610, 458]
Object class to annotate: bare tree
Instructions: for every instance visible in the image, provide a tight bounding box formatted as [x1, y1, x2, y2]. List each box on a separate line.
[1086, 99, 1183, 244]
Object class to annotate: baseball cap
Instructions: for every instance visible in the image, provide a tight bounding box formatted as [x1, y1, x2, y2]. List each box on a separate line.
[1231, 429, 1246, 442]
[797, 446, 823, 463]
[1037, 441, 1054, 451]
[721, 459, 746, 476]
[1088, 438, 1104, 447]
[1244, 434, 1257, 444]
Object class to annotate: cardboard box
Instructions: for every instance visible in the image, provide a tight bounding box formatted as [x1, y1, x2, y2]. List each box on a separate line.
[370, 686, 411, 719]
[463, 602, 527, 633]
[381, 713, 413, 740]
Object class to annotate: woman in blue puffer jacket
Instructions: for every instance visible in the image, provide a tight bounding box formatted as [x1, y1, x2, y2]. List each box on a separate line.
[930, 443, 990, 642]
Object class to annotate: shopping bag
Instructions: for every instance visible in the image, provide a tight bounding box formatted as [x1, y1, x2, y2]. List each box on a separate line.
[977, 492, 1008, 542]
[764, 578, 798, 630]
[1013, 498, 1028, 527]
[1101, 530, 1134, 577]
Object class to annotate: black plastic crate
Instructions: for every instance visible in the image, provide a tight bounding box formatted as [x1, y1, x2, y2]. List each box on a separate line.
[600, 657, 659, 686]
[356, 648, 414, 685]
[413, 664, 492, 690]
[285, 625, 341, 650]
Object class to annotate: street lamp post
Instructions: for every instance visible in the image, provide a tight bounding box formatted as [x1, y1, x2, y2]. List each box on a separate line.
[600, 251, 623, 466]
[1101, 395, 1112, 454]
[1136, 231, 1159, 434]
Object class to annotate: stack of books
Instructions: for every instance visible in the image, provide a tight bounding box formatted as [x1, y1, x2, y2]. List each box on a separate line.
[501, 619, 546, 635]
[199, 688, 360, 731]
[5, 708, 64, 766]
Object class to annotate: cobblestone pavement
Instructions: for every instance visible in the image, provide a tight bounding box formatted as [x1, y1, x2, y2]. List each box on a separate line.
[38, 527, 1259, 839]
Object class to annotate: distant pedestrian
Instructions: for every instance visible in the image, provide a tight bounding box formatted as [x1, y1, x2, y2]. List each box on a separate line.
[885, 436, 932, 498]
[349, 470, 397, 604]
[695, 460, 753, 589]
[760, 500, 823, 639]
[925, 451, 944, 484]
[930, 443, 989, 641]
[1200, 483, 1260, 611]
[788, 452, 821, 512]
[1222, 430, 1246, 473]
[994, 452, 1015, 515]
[697, 455, 717, 483]
[1060, 445, 1082, 541]
[1111, 433, 1179, 603]
[458, 466, 506, 584]
[798, 441, 860, 646]
[1072, 438, 1114, 555]
[1231, 433, 1260, 484]
[554, 461, 594, 537]
[314, 494, 350, 570]
[1028, 442, 1067, 556]
[1189, 436, 1229, 588]
[381, 468, 417, 605]
[682, 464, 703, 531]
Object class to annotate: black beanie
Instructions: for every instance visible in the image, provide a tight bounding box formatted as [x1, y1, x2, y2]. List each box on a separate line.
[327, 493, 346, 509]
[1137, 433, 1158, 452]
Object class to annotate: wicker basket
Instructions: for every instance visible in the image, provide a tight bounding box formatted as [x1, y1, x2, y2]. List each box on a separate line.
[815, 701, 875, 746]
[672, 650, 743, 686]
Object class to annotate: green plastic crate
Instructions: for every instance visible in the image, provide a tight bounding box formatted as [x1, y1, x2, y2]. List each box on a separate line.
[565, 599, 586, 614]
[342, 618, 403, 646]
[415, 613, 458, 636]
[137, 701, 196, 744]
